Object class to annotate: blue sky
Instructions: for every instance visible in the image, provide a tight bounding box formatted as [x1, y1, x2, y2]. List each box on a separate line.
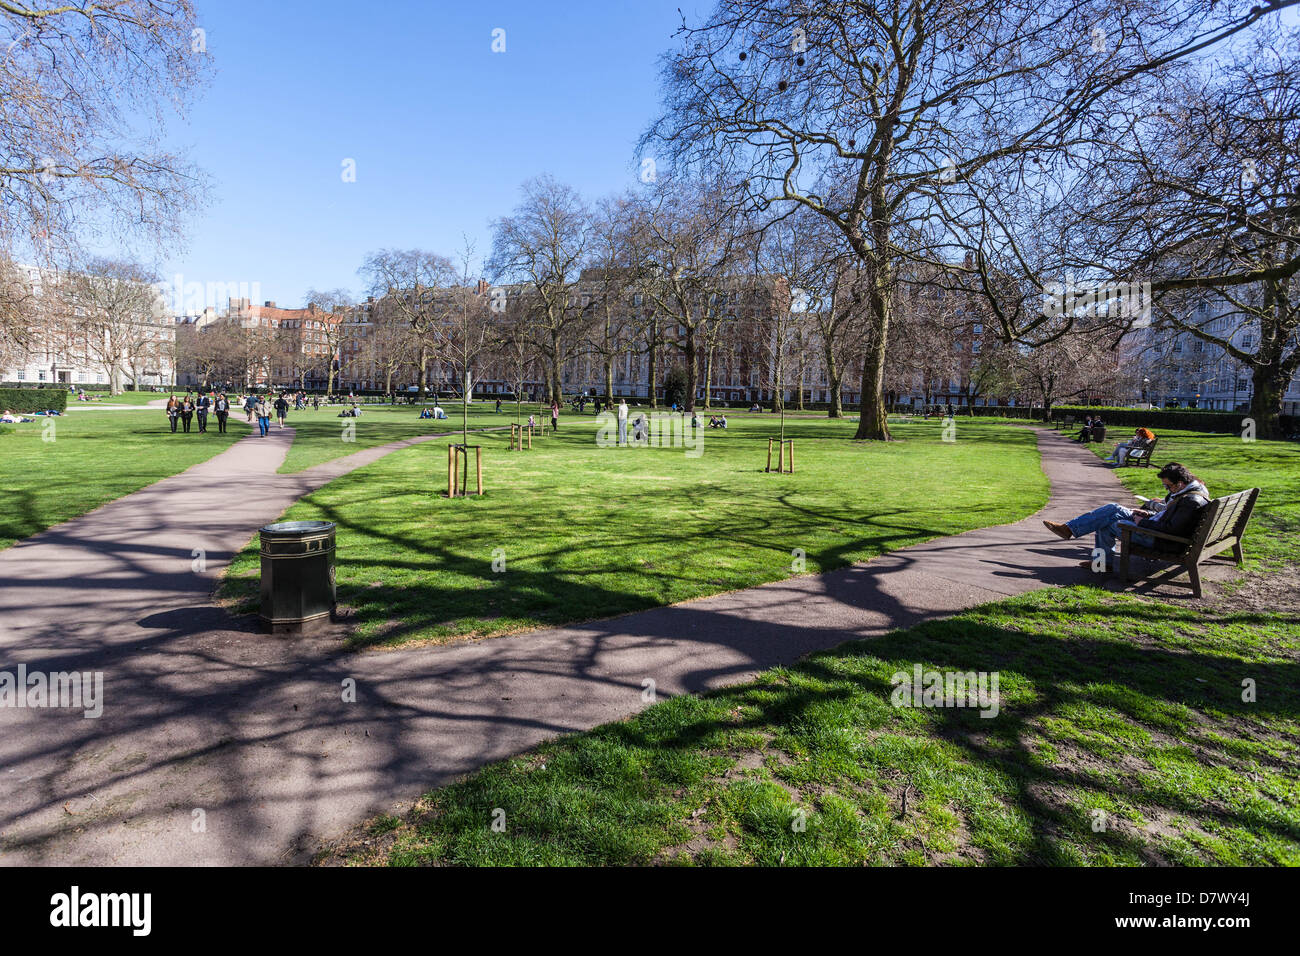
[152, 0, 707, 310]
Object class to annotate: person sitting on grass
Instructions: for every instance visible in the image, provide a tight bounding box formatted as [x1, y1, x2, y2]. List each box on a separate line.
[719, 414, 728, 429]
[1104, 427, 1155, 466]
[1042, 462, 1210, 572]
[419, 406, 433, 419]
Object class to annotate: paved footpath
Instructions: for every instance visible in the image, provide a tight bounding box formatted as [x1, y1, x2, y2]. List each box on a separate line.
[0, 426, 1184, 866]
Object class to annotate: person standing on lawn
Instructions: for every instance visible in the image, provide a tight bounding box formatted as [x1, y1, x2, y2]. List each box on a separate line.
[196, 392, 211, 433]
[551, 400, 559, 432]
[179, 394, 195, 433]
[166, 395, 179, 433]
[274, 393, 289, 428]
[617, 399, 628, 446]
[1042, 462, 1210, 572]
[214, 393, 229, 433]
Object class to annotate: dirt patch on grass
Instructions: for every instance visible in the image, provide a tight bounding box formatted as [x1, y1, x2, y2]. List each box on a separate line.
[1211, 564, 1300, 618]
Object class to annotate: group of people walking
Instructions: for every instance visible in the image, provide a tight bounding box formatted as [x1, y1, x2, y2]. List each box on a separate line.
[166, 390, 309, 437]
[165, 393, 231, 434]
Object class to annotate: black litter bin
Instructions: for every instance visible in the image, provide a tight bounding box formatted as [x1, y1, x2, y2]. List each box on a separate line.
[259, 520, 336, 633]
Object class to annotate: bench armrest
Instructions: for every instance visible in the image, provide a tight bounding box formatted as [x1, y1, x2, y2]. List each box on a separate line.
[1118, 521, 1192, 546]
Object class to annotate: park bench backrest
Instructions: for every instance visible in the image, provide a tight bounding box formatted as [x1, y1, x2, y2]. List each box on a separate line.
[1187, 488, 1260, 556]
[1129, 436, 1158, 462]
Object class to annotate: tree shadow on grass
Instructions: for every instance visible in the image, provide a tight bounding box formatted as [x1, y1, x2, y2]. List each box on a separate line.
[424, 594, 1299, 865]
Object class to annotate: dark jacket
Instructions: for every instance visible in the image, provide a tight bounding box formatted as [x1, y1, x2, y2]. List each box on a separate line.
[1137, 480, 1210, 551]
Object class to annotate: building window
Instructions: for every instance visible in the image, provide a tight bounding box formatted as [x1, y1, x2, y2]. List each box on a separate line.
[1242, 334, 1253, 348]
[38, 371, 46, 381]
[16, 371, 24, 380]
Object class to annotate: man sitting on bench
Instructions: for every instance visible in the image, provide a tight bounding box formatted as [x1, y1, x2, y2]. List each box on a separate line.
[1074, 415, 1100, 442]
[1042, 462, 1210, 572]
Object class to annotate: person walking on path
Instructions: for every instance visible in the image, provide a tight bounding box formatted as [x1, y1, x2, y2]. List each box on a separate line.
[617, 399, 628, 446]
[550, 400, 559, 432]
[274, 393, 289, 428]
[214, 393, 229, 434]
[166, 395, 179, 433]
[196, 392, 211, 433]
[244, 394, 256, 423]
[255, 396, 272, 437]
[179, 395, 195, 433]
[495, 398, 502, 414]
[1042, 462, 1210, 572]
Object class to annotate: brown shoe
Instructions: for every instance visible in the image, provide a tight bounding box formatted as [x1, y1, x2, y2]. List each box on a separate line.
[1043, 520, 1073, 540]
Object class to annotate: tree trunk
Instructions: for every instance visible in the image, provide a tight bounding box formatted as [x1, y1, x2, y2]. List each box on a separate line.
[683, 325, 698, 413]
[796, 341, 806, 411]
[1249, 367, 1288, 441]
[853, 329, 891, 440]
[648, 317, 659, 408]
[704, 344, 715, 411]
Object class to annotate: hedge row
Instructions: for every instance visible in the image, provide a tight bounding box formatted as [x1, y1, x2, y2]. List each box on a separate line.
[1051, 405, 1298, 434]
[0, 387, 67, 413]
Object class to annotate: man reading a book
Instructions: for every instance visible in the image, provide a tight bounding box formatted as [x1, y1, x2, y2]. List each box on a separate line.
[1042, 462, 1211, 571]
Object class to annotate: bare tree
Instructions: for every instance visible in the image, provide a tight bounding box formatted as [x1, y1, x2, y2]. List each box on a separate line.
[0, 1, 210, 260]
[487, 175, 592, 404]
[426, 241, 494, 457]
[360, 298, 417, 400]
[58, 258, 165, 394]
[643, 0, 1283, 439]
[585, 195, 639, 407]
[1062, 24, 1300, 437]
[304, 288, 357, 397]
[627, 176, 747, 413]
[359, 249, 458, 399]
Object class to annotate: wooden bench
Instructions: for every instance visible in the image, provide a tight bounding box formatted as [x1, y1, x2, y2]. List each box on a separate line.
[1118, 488, 1260, 598]
[1054, 415, 1076, 430]
[1122, 436, 1158, 468]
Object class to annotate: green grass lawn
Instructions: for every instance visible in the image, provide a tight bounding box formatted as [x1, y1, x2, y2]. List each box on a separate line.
[0, 410, 244, 550]
[323, 584, 1298, 866]
[315, 426, 1300, 867]
[274, 402, 528, 473]
[221, 416, 1049, 648]
[69, 390, 167, 405]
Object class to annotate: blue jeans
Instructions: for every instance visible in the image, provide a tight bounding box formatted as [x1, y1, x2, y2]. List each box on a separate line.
[1066, 503, 1155, 564]
[258, 416, 270, 436]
